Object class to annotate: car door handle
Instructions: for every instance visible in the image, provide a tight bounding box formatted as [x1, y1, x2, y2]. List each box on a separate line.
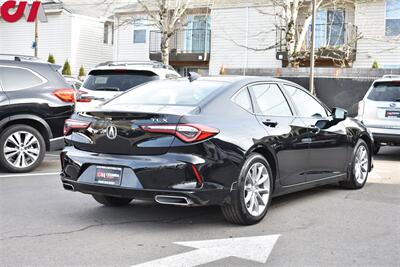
[309, 125, 321, 134]
[263, 120, 278, 128]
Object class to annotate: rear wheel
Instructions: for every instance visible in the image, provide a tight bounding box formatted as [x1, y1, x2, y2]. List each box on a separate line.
[341, 140, 370, 189]
[92, 194, 133, 206]
[221, 153, 273, 225]
[0, 125, 45, 173]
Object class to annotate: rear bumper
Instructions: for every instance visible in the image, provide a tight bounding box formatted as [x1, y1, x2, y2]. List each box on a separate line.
[365, 127, 400, 145]
[61, 177, 228, 206]
[60, 146, 234, 206]
[372, 133, 400, 145]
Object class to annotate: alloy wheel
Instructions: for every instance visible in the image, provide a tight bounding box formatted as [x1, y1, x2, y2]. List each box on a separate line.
[3, 131, 41, 169]
[243, 162, 270, 217]
[354, 145, 369, 184]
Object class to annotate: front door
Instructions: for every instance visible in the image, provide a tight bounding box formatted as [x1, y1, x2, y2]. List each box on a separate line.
[282, 84, 348, 182]
[248, 83, 310, 186]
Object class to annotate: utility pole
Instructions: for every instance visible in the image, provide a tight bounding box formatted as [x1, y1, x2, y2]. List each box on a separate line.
[34, 19, 38, 57]
[309, 0, 316, 95]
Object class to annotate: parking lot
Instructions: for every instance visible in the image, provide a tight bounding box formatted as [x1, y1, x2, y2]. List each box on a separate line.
[0, 147, 399, 267]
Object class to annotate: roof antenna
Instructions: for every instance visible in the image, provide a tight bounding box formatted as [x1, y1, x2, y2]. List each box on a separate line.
[188, 72, 200, 82]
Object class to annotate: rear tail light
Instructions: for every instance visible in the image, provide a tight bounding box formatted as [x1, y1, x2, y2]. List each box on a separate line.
[64, 119, 90, 135]
[358, 100, 365, 116]
[140, 124, 219, 143]
[76, 90, 91, 103]
[53, 88, 76, 103]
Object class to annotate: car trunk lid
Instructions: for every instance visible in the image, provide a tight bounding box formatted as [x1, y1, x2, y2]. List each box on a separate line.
[69, 105, 199, 155]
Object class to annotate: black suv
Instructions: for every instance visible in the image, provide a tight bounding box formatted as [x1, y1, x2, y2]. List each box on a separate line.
[0, 55, 74, 172]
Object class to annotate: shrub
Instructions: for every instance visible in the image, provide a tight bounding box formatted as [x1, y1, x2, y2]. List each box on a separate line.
[62, 59, 71, 76]
[47, 54, 55, 64]
[372, 60, 379, 69]
[78, 65, 85, 77]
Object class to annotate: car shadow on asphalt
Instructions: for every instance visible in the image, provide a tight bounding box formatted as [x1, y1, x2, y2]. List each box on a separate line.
[70, 184, 342, 229]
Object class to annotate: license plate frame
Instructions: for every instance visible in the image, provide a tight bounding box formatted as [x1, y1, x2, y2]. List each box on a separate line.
[385, 110, 400, 118]
[94, 166, 122, 186]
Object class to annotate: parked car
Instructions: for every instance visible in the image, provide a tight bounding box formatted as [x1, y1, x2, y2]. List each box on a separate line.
[60, 76, 373, 225]
[76, 61, 180, 111]
[64, 76, 83, 90]
[0, 54, 74, 172]
[357, 75, 400, 154]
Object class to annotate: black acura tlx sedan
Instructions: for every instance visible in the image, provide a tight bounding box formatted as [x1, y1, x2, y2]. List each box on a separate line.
[61, 76, 374, 225]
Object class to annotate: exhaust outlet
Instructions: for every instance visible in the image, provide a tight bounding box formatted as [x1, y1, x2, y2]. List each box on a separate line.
[155, 195, 193, 206]
[63, 183, 75, 191]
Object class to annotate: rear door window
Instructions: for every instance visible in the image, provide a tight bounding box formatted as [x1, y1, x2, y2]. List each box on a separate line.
[82, 70, 159, 92]
[249, 83, 292, 116]
[0, 66, 46, 91]
[368, 82, 400, 102]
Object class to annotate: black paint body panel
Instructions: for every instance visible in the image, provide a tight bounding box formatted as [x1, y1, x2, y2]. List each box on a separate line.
[61, 76, 373, 205]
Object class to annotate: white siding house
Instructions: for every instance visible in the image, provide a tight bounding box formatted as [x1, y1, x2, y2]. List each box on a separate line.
[354, 0, 400, 68]
[209, 4, 282, 75]
[113, 13, 154, 62]
[111, 0, 399, 74]
[0, 1, 113, 75]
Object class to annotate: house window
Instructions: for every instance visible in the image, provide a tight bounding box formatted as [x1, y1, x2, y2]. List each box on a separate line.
[104, 24, 109, 44]
[133, 16, 148, 44]
[386, 0, 400, 36]
[184, 15, 211, 53]
[134, 30, 146, 43]
[309, 9, 345, 48]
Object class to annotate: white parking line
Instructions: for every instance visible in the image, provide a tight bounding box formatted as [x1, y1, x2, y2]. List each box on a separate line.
[0, 172, 59, 178]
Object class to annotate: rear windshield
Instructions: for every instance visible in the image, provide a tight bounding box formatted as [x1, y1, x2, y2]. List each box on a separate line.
[105, 80, 226, 106]
[82, 70, 158, 92]
[368, 82, 400, 102]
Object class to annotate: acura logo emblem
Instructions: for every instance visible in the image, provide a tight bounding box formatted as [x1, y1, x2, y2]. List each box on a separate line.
[389, 103, 396, 108]
[106, 125, 117, 140]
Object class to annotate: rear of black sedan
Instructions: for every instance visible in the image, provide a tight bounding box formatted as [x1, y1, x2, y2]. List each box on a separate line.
[60, 76, 373, 225]
[61, 78, 253, 209]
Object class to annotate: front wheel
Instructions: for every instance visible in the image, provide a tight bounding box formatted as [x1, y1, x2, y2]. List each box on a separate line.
[341, 140, 370, 189]
[221, 153, 273, 225]
[92, 194, 133, 206]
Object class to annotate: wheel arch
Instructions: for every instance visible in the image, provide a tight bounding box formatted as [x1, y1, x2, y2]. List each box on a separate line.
[0, 115, 52, 151]
[358, 132, 373, 171]
[247, 144, 279, 189]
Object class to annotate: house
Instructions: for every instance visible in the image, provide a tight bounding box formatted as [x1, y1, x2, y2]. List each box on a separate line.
[113, 0, 399, 75]
[354, 0, 400, 68]
[0, 0, 114, 75]
[113, 1, 212, 76]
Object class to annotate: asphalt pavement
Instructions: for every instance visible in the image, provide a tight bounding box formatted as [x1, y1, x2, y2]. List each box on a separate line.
[0, 147, 399, 267]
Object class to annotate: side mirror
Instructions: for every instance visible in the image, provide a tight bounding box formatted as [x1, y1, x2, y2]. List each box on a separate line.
[332, 107, 347, 121]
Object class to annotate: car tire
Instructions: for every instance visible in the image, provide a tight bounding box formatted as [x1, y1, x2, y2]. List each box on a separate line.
[373, 142, 380, 155]
[340, 139, 370, 189]
[0, 124, 46, 173]
[221, 153, 273, 225]
[92, 194, 133, 207]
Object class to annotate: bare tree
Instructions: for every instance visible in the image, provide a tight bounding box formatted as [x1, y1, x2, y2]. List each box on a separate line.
[245, 0, 362, 67]
[137, 0, 191, 65]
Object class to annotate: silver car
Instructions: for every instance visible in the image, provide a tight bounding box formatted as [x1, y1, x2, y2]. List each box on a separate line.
[357, 75, 400, 154]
